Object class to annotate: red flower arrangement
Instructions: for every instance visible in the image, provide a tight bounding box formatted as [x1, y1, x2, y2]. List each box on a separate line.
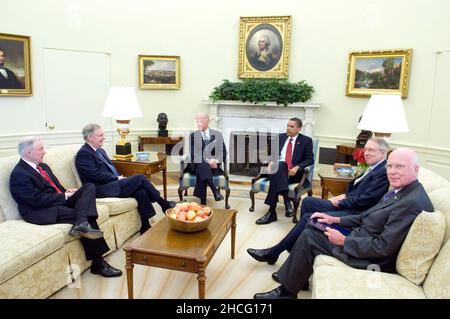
[352, 148, 366, 165]
[352, 148, 368, 174]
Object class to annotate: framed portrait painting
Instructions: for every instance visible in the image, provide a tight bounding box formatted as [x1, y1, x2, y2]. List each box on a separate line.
[138, 55, 180, 90]
[0, 33, 32, 96]
[238, 16, 291, 79]
[345, 49, 412, 98]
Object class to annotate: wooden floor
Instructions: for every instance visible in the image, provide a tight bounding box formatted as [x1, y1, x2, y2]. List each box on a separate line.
[51, 173, 321, 299]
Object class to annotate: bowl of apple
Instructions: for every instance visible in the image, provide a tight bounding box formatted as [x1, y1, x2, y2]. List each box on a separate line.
[166, 202, 213, 233]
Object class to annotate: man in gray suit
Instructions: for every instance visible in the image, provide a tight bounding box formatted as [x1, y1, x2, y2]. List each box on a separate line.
[254, 148, 434, 299]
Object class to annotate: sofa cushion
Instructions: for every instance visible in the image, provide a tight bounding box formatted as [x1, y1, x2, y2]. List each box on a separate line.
[422, 239, 450, 298]
[312, 265, 425, 299]
[396, 211, 445, 285]
[70, 155, 83, 188]
[313, 254, 353, 269]
[44, 145, 81, 189]
[0, 220, 64, 284]
[96, 197, 138, 216]
[428, 187, 450, 243]
[44, 204, 110, 243]
[0, 206, 5, 223]
[418, 167, 450, 193]
[0, 155, 22, 220]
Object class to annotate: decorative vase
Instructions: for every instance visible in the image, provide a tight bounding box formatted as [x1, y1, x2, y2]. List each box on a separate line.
[355, 163, 368, 176]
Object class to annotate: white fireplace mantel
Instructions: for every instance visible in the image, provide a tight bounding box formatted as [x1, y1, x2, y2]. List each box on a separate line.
[203, 100, 321, 137]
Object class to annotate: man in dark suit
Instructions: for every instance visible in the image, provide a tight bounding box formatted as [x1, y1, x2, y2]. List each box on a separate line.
[248, 138, 390, 264]
[255, 118, 314, 225]
[0, 49, 24, 89]
[253, 148, 434, 299]
[184, 113, 226, 205]
[10, 137, 122, 277]
[75, 124, 176, 235]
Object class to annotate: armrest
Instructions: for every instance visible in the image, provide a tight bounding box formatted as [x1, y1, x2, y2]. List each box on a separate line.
[294, 164, 313, 192]
[179, 154, 190, 174]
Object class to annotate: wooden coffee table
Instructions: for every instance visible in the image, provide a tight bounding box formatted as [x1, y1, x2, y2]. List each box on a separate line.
[124, 208, 237, 299]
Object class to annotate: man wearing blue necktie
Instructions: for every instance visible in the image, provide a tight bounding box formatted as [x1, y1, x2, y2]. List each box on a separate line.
[75, 124, 176, 234]
[183, 113, 227, 205]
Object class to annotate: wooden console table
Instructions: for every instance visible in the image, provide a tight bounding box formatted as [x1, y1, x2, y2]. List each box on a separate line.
[138, 135, 183, 153]
[112, 152, 168, 199]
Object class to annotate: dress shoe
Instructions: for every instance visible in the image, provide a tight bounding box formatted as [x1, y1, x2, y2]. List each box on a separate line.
[272, 272, 280, 283]
[69, 222, 103, 240]
[254, 286, 297, 299]
[255, 210, 277, 225]
[271, 272, 309, 290]
[91, 260, 122, 277]
[213, 192, 224, 201]
[247, 248, 278, 265]
[284, 201, 294, 217]
[162, 200, 177, 212]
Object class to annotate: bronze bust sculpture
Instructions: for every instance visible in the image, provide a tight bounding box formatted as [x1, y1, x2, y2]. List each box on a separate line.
[157, 112, 168, 137]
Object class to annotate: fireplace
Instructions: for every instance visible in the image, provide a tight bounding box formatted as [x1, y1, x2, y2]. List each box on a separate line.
[229, 131, 278, 176]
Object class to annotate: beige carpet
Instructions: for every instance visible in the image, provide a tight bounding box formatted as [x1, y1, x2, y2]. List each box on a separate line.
[50, 186, 313, 299]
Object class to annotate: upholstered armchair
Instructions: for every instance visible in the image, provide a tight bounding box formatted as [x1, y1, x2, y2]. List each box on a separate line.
[249, 138, 318, 223]
[178, 154, 231, 209]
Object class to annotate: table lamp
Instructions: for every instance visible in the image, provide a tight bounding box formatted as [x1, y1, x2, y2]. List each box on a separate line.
[102, 86, 143, 160]
[357, 93, 409, 140]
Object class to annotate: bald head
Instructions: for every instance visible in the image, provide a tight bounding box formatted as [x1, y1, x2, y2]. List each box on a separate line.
[195, 113, 209, 131]
[386, 148, 419, 189]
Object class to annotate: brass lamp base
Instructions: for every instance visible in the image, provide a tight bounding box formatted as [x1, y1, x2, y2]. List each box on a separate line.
[114, 143, 133, 160]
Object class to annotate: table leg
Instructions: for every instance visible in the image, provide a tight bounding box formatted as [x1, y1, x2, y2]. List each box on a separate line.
[231, 210, 236, 259]
[197, 265, 206, 299]
[321, 188, 329, 199]
[125, 251, 134, 299]
[163, 168, 167, 200]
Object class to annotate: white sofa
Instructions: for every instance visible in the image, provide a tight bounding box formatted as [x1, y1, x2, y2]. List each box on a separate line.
[0, 145, 141, 298]
[312, 167, 450, 298]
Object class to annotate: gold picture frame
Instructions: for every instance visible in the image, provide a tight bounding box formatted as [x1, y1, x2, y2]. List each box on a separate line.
[238, 16, 291, 79]
[138, 55, 180, 90]
[345, 49, 412, 98]
[0, 33, 32, 96]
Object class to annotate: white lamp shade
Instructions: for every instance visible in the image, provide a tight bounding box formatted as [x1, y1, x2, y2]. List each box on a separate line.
[102, 86, 143, 120]
[357, 94, 409, 133]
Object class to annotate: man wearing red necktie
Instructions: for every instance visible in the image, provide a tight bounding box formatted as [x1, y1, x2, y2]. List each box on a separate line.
[255, 118, 314, 225]
[10, 137, 122, 278]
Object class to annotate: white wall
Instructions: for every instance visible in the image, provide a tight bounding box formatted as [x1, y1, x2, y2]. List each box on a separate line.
[1, 0, 449, 176]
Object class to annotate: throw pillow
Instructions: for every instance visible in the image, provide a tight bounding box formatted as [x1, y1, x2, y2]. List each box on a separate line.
[396, 211, 445, 285]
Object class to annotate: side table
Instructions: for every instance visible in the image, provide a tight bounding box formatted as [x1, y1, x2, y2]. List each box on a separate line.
[112, 152, 168, 199]
[318, 166, 354, 199]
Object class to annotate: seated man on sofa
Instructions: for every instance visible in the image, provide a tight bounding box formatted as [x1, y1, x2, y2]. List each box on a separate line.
[248, 137, 390, 265]
[9, 137, 122, 277]
[253, 148, 434, 299]
[75, 123, 176, 234]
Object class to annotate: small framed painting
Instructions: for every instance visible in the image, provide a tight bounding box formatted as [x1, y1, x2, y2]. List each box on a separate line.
[138, 55, 180, 90]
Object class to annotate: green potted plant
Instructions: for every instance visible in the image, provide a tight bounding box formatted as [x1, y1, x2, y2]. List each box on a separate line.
[208, 78, 314, 106]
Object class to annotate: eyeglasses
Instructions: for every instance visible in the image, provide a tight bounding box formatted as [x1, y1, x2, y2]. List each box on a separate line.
[385, 163, 406, 170]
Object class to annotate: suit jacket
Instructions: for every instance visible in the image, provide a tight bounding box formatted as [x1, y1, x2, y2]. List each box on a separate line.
[0, 68, 23, 89]
[185, 129, 227, 173]
[75, 143, 121, 197]
[338, 160, 389, 212]
[276, 133, 314, 171]
[9, 159, 67, 225]
[333, 180, 434, 271]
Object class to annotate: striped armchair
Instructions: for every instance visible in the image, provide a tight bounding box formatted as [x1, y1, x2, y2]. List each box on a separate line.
[178, 154, 231, 209]
[249, 138, 318, 223]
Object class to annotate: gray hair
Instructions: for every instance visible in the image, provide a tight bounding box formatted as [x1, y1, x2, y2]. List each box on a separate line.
[82, 123, 102, 141]
[368, 137, 389, 153]
[18, 136, 40, 157]
[259, 34, 271, 46]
